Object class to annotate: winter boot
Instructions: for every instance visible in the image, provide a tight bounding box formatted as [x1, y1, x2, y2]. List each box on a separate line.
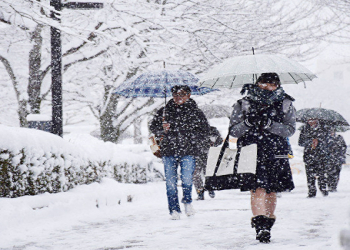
[251, 215, 276, 243]
[208, 190, 215, 198]
[197, 190, 204, 200]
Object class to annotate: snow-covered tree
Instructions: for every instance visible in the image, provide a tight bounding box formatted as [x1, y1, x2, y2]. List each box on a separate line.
[0, 0, 349, 142]
[0, 0, 109, 126]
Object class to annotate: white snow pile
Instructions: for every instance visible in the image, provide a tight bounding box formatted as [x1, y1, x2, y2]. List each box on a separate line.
[0, 125, 163, 198]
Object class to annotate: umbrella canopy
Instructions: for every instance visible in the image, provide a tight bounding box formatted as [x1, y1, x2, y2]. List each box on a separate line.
[198, 54, 317, 89]
[298, 125, 350, 133]
[296, 108, 349, 126]
[334, 126, 350, 132]
[199, 104, 231, 119]
[114, 70, 216, 98]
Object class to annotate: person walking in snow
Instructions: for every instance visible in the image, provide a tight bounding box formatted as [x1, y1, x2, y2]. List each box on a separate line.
[298, 119, 330, 197]
[193, 126, 223, 200]
[150, 85, 210, 220]
[229, 73, 296, 243]
[326, 128, 347, 192]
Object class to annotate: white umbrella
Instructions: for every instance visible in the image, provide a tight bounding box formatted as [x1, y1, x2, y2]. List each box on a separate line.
[198, 54, 317, 89]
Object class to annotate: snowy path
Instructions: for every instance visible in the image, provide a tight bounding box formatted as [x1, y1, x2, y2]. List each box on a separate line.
[1, 166, 350, 250]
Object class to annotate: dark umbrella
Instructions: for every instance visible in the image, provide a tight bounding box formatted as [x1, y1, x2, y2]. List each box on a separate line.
[298, 125, 350, 132]
[296, 108, 349, 126]
[199, 104, 231, 119]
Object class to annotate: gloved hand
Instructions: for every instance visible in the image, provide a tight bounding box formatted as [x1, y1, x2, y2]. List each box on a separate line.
[260, 114, 272, 129]
[244, 112, 261, 127]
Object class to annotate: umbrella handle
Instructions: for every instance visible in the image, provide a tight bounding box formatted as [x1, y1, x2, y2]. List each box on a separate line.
[162, 108, 166, 123]
[163, 85, 167, 122]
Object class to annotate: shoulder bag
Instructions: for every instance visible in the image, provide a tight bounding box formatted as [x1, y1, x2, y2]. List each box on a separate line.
[204, 132, 257, 191]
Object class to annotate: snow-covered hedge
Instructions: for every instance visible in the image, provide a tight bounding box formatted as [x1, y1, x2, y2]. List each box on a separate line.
[0, 125, 163, 198]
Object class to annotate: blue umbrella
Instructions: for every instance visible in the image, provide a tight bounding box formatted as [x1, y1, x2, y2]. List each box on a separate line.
[114, 70, 216, 100]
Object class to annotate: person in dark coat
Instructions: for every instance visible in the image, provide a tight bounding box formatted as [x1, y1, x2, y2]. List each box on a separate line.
[298, 119, 330, 198]
[229, 73, 296, 243]
[193, 126, 223, 200]
[150, 85, 210, 220]
[326, 129, 347, 192]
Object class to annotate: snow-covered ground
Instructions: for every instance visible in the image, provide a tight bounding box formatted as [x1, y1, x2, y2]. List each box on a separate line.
[0, 140, 349, 249]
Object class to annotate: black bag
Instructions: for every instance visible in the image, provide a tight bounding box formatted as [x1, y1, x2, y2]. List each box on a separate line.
[204, 133, 256, 191]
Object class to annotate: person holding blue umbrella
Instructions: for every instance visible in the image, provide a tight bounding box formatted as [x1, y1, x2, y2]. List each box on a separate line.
[150, 85, 211, 220]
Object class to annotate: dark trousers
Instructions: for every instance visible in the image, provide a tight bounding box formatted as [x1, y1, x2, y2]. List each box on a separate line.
[305, 161, 328, 197]
[193, 153, 207, 193]
[327, 164, 342, 191]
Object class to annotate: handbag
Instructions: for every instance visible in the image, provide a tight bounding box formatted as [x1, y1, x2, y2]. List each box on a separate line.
[149, 135, 162, 158]
[204, 132, 257, 191]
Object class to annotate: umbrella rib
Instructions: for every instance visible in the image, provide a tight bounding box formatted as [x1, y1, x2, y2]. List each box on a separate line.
[230, 75, 236, 88]
[288, 72, 298, 84]
[304, 73, 313, 81]
[211, 78, 220, 88]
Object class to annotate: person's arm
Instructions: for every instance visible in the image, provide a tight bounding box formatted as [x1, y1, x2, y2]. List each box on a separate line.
[339, 135, 347, 157]
[149, 108, 165, 137]
[265, 101, 296, 137]
[229, 102, 251, 138]
[196, 109, 211, 137]
[210, 126, 223, 146]
[214, 128, 223, 146]
[298, 126, 312, 147]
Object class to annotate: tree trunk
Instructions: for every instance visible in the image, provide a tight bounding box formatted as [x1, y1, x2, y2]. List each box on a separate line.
[28, 24, 43, 114]
[100, 85, 118, 142]
[18, 100, 28, 127]
[0, 56, 28, 127]
[133, 118, 142, 144]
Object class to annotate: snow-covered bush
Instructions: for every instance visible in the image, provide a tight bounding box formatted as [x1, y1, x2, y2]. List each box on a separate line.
[0, 125, 163, 198]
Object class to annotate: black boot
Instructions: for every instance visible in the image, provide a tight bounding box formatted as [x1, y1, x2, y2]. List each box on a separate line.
[251, 215, 276, 243]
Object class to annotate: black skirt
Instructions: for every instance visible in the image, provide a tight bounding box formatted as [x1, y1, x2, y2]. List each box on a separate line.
[236, 130, 295, 193]
[239, 157, 295, 193]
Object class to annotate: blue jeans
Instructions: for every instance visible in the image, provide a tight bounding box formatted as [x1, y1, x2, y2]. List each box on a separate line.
[162, 155, 196, 214]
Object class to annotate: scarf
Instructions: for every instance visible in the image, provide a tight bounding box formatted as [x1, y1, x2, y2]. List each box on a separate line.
[240, 84, 286, 106]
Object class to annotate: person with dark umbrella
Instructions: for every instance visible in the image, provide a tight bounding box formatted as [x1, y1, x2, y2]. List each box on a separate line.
[298, 119, 330, 198]
[326, 128, 347, 192]
[229, 73, 296, 243]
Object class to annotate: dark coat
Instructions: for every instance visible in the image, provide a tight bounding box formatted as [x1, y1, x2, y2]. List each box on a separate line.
[298, 123, 330, 164]
[150, 98, 210, 157]
[229, 95, 296, 193]
[197, 126, 223, 158]
[327, 134, 347, 165]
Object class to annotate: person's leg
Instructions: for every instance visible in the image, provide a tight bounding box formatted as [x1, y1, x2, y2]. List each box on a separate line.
[250, 188, 276, 217]
[200, 153, 215, 198]
[180, 155, 196, 204]
[329, 164, 342, 191]
[162, 156, 181, 214]
[305, 163, 316, 197]
[250, 188, 276, 243]
[327, 164, 337, 191]
[318, 163, 328, 196]
[334, 164, 342, 190]
[251, 188, 267, 216]
[192, 155, 204, 195]
[265, 192, 277, 218]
